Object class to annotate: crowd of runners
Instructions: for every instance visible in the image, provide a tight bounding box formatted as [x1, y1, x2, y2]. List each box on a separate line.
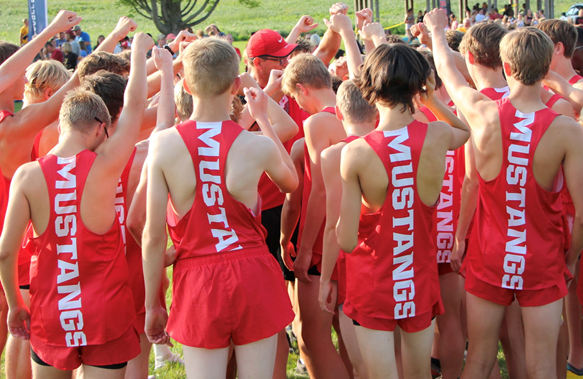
[0, 3, 582, 379]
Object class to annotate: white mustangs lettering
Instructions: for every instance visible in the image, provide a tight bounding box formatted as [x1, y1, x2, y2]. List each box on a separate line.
[54, 156, 87, 347]
[197, 122, 242, 252]
[388, 127, 416, 319]
[436, 151, 455, 264]
[502, 110, 533, 290]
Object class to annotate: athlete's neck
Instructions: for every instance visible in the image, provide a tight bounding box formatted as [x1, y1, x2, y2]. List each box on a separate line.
[506, 77, 547, 113]
[471, 66, 507, 91]
[306, 88, 336, 115]
[51, 133, 95, 157]
[345, 122, 375, 137]
[376, 104, 415, 131]
[190, 93, 233, 123]
[552, 57, 578, 81]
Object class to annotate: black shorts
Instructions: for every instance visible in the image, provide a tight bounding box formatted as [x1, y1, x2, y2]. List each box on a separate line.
[261, 205, 297, 282]
[30, 349, 127, 370]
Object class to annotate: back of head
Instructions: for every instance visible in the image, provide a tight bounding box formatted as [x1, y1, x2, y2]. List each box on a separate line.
[536, 19, 577, 58]
[355, 44, 430, 114]
[281, 53, 332, 95]
[418, 49, 443, 89]
[174, 80, 193, 122]
[81, 71, 128, 123]
[459, 22, 508, 69]
[446, 30, 464, 52]
[59, 88, 111, 134]
[0, 41, 19, 65]
[62, 42, 73, 54]
[500, 27, 554, 85]
[77, 51, 130, 82]
[292, 39, 314, 57]
[337, 80, 377, 124]
[182, 38, 239, 99]
[386, 35, 406, 45]
[25, 60, 71, 103]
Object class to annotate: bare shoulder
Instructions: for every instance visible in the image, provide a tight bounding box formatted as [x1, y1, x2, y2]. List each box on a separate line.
[549, 114, 583, 140]
[149, 128, 184, 164]
[231, 129, 279, 160]
[305, 112, 341, 133]
[426, 120, 453, 142]
[12, 161, 44, 193]
[132, 140, 150, 168]
[321, 141, 344, 164]
[341, 138, 374, 168]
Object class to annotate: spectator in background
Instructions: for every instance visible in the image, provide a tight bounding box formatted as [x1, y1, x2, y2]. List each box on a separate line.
[220, 34, 241, 60]
[157, 33, 167, 48]
[524, 8, 534, 25]
[450, 13, 459, 29]
[54, 32, 67, 48]
[404, 8, 415, 43]
[73, 25, 92, 53]
[94, 34, 105, 51]
[78, 41, 89, 59]
[417, 10, 424, 23]
[575, 9, 583, 27]
[61, 42, 78, 71]
[205, 23, 224, 37]
[20, 19, 29, 46]
[196, 29, 205, 39]
[66, 29, 81, 55]
[475, 8, 487, 22]
[44, 41, 64, 63]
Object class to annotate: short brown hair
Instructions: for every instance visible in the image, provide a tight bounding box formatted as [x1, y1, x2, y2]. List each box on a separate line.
[446, 30, 464, 52]
[459, 22, 508, 69]
[291, 39, 314, 57]
[536, 19, 577, 58]
[59, 88, 111, 134]
[500, 28, 554, 86]
[81, 71, 127, 123]
[174, 79, 193, 122]
[281, 53, 332, 95]
[355, 44, 430, 114]
[182, 38, 239, 98]
[337, 80, 377, 123]
[418, 49, 442, 89]
[24, 60, 71, 103]
[0, 42, 18, 66]
[77, 51, 130, 82]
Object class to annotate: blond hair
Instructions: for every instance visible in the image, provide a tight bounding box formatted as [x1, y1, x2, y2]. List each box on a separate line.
[59, 88, 111, 134]
[24, 60, 71, 103]
[281, 53, 331, 96]
[174, 79, 193, 121]
[77, 51, 130, 82]
[336, 80, 377, 123]
[500, 28, 554, 85]
[182, 38, 239, 98]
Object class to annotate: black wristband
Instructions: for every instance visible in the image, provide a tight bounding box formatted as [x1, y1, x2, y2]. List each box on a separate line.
[163, 44, 174, 55]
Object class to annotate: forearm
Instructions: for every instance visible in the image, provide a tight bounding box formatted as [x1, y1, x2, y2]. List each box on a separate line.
[321, 224, 340, 283]
[153, 67, 176, 133]
[265, 98, 298, 143]
[146, 59, 182, 100]
[425, 98, 469, 133]
[256, 115, 295, 174]
[339, 29, 363, 79]
[286, 26, 303, 44]
[297, 186, 327, 254]
[544, 74, 583, 111]
[143, 235, 166, 309]
[314, 28, 341, 66]
[125, 50, 148, 116]
[567, 214, 583, 266]
[455, 175, 478, 243]
[363, 39, 376, 54]
[281, 196, 301, 244]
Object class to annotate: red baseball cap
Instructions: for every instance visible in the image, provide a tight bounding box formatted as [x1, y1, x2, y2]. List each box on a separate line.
[246, 29, 297, 58]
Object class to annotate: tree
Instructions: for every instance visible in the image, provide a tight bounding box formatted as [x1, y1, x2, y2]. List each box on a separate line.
[120, 0, 258, 35]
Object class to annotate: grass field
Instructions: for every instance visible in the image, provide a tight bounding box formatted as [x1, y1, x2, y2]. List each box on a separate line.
[1, 0, 580, 45]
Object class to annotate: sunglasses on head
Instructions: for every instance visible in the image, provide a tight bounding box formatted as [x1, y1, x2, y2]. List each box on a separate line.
[95, 117, 108, 138]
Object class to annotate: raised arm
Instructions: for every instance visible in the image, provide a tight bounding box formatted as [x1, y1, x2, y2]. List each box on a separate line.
[245, 87, 298, 193]
[94, 17, 137, 54]
[327, 14, 363, 79]
[425, 9, 490, 130]
[151, 47, 176, 133]
[287, 15, 319, 44]
[360, 22, 387, 51]
[0, 10, 80, 95]
[543, 71, 583, 112]
[96, 33, 152, 168]
[313, 2, 347, 66]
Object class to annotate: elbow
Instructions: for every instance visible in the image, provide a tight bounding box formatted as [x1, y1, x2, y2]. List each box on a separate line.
[127, 217, 144, 245]
[279, 172, 299, 194]
[338, 236, 357, 254]
[281, 123, 299, 144]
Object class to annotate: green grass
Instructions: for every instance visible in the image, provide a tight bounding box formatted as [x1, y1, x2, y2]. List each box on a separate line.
[1, 0, 579, 46]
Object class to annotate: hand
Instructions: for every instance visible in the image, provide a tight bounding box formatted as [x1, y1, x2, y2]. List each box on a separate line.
[419, 71, 436, 105]
[264, 69, 284, 95]
[360, 22, 385, 42]
[244, 87, 268, 121]
[145, 306, 173, 346]
[411, 22, 432, 48]
[168, 30, 197, 54]
[329, 2, 349, 16]
[164, 244, 177, 267]
[132, 32, 155, 53]
[450, 238, 466, 273]
[47, 10, 82, 35]
[7, 304, 30, 340]
[112, 16, 137, 40]
[293, 247, 313, 283]
[152, 46, 173, 72]
[329, 57, 348, 78]
[295, 15, 319, 34]
[424, 9, 449, 31]
[356, 8, 373, 31]
[318, 279, 336, 314]
[281, 240, 296, 271]
[324, 14, 352, 34]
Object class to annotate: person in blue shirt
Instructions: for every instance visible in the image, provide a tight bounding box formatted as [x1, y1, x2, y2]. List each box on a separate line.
[73, 25, 92, 53]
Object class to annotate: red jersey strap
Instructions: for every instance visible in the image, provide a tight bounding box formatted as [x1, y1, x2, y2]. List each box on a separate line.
[546, 93, 563, 109]
[418, 106, 438, 122]
[480, 86, 510, 100]
[321, 106, 336, 115]
[342, 135, 360, 144]
[569, 74, 583, 85]
[0, 110, 13, 123]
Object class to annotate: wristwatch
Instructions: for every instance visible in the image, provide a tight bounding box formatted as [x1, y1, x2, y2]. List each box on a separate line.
[163, 44, 174, 55]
